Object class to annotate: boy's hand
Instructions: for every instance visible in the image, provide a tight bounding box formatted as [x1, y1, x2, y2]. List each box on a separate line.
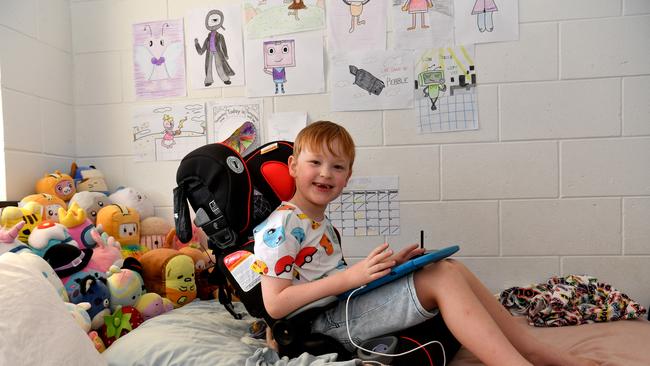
[346, 243, 395, 288]
[390, 244, 426, 266]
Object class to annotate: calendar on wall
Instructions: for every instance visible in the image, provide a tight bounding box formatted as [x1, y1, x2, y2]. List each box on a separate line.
[326, 176, 400, 236]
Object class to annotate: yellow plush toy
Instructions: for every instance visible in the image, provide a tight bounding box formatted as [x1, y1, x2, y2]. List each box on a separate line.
[19, 193, 67, 222]
[0, 202, 43, 243]
[96, 204, 144, 258]
[140, 248, 197, 308]
[35, 170, 77, 202]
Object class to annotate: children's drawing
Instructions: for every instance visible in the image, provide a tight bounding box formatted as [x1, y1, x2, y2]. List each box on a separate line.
[414, 46, 478, 133]
[132, 103, 207, 162]
[186, 6, 245, 89]
[327, 0, 386, 51]
[208, 99, 263, 155]
[330, 49, 414, 111]
[349, 65, 385, 95]
[418, 66, 446, 111]
[343, 0, 370, 33]
[287, 0, 307, 21]
[472, 0, 498, 32]
[245, 31, 324, 97]
[454, 0, 518, 45]
[263, 39, 296, 94]
[194, 9, 234, 86]
[132, 19, 186, 99]
[243, 0, 325, 39]
[391, 0, 454, 50]
[401, 0, 433, 30]
[161, 114, 186, 148]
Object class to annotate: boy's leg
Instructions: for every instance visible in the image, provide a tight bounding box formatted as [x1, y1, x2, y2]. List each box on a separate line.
[451, 260, 598, 366]
[413, 260, 531, 366]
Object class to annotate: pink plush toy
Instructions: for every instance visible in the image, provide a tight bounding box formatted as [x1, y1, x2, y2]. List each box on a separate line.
[58, 202, 99, 249]
[0, 221, 30, 255]
[85, 230, 122, 274]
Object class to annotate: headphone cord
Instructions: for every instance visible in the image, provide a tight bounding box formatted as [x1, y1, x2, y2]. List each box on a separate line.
[344, 286, 446, 366]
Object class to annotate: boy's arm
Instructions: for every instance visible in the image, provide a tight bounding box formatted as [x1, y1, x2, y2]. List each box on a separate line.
[262, 243, 395, 319]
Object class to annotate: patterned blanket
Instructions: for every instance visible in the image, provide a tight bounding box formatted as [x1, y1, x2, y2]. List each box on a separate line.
[499, 274, 647, 327]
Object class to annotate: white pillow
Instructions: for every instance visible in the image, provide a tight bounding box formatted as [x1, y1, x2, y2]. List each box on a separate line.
[0, 252, 106, 366]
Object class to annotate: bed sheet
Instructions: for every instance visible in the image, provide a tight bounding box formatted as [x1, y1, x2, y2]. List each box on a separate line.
[449, 316, 650, 366]
[104, 300, 266, 366]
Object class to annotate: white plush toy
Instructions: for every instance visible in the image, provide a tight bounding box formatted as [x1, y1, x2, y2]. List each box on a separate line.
[69, 191, 113, 225]
[109, 187, 154, 219]
[65, 302, 92, 333]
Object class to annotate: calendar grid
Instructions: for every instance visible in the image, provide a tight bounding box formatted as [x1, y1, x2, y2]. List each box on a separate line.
[326, 188, 400, 237]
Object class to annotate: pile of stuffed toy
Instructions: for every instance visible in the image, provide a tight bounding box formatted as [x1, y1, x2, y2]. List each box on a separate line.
[0, 163, 218, 352]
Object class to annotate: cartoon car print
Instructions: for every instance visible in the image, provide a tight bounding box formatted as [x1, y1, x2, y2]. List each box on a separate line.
[251, 259, 269, 275]
[295, 246, 318, 267]
[275, 255, 294, 276]
[319, 234, 334, 255]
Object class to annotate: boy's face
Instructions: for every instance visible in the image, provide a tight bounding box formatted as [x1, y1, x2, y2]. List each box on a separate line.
[289, 141, 352, 216]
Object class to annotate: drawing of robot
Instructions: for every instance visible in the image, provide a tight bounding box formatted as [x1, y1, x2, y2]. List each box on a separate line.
[472, 0, 498, 32]
[263, 39, 296, 94]
[401, 0, 433, 30]
[194, 9, 235, 87]
[343, 0, 371, 33]
[417, 66, 446, 111]
[161, 114, 186, 148]
[349, 65, 385, 96]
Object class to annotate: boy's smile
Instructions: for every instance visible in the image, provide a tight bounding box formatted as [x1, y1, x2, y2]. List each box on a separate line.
[288, 142, 352, 220]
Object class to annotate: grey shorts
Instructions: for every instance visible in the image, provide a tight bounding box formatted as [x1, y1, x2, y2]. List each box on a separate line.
[311, 273, 439, 352]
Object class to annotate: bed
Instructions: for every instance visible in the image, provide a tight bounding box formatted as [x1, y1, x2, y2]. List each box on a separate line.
[2, 251, 649, 366]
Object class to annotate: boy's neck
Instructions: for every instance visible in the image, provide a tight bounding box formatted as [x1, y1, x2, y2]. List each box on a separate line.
[289, 197, 326, 222]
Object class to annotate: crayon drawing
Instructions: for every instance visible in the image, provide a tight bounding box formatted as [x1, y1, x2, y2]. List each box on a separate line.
[327, 0, 387, 51]
[132, 19, 186, 99]
[454, 0, 518, 45]
[330, 49, 414, 111]
[244, 0, 325, 39]
[415, 46, 479, 133]
[208, 99, 263, 156]
[245, 31, 324, 97]
[391, 0, 454, 50]
[132, 103, 207, 161]
[185, 5, 245, 89]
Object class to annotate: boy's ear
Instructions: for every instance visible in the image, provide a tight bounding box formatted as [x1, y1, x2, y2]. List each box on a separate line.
[288, 155, 297, 178]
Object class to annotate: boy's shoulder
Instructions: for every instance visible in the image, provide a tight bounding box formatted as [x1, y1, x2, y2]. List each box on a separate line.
[254, 202, 302, 233]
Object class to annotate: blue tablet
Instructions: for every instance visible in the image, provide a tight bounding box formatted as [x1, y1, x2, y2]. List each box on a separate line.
[338, 245, 460, 300]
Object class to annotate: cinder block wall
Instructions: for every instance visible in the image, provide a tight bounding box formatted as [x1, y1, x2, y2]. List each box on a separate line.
[3, 0, 649, 305]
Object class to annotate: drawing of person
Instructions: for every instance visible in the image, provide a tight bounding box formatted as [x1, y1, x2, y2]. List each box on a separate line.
[194, 9, 235, 87]
[263, 40, 296, 94]
[343, 0, 371, 33]
[472, 0, 498, 32]
[161, 114, 186, 149]
[288, 0, 306, 21]
[401, 0, 433, 30]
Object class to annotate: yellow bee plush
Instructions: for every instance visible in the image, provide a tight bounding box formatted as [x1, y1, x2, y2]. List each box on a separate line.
[0, 202, 43, 243]
[35, 170, 76, 202]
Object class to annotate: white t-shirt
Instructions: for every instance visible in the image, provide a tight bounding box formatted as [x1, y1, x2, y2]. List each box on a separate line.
[253, 202, 346, 283]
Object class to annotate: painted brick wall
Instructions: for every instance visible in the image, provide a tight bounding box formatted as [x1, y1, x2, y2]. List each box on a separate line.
[5, 0, 647, 305]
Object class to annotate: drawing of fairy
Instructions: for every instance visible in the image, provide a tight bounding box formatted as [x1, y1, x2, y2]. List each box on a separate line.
[343, 0, 371, 33]
[161, 114, 187, 148]
[401, 0, 433, 30]
[472, 0, 498, 32]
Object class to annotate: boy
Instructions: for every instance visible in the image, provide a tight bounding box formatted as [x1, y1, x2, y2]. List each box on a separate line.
[254, 121, 596, 366]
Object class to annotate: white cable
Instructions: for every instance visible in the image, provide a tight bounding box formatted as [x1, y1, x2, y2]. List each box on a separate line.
[345, 286, 446, 366]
